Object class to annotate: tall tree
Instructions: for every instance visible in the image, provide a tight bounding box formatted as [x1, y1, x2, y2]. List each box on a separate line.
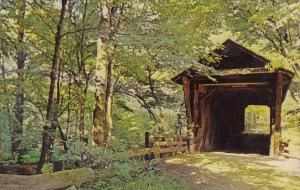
[67, 0, 96, 142]
[11, 0, 27, 155]
[37, 0, 68, 173]
[93, 1, 122, 145]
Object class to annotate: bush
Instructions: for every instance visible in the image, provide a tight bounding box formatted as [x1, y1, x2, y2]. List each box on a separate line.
[80, 159, 189, 190]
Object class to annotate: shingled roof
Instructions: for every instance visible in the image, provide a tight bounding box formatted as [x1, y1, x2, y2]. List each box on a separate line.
[172, 39, 294, 102]
[210, 39, 270, 69]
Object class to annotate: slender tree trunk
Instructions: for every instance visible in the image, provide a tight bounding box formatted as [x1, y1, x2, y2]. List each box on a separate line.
[37, 0, 67, 173]
[78, 83, 85, 141]
[93, 2, 110, 146]
[78, 0, 88, 142]
[105, 50, 115, 140]
[55, 59, 68, 151]
[78, 82, 89, 143]
[77, 0, 88, 142]
[12, 0, 26, 155]
[66, 78, 72, 139]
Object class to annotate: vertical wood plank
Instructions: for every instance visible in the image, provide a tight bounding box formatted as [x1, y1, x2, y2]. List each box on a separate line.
[193, 85, 200, 127]
[182, 76, 194, 152]
[182, 76, 192, 122]
[270, 70, 283, 156]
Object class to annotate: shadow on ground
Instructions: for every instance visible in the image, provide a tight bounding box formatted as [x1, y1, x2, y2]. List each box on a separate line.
[159, 152, 300, 190]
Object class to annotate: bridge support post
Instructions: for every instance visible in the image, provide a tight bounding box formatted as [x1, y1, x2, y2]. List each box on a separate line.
[270, 70, 283, 156]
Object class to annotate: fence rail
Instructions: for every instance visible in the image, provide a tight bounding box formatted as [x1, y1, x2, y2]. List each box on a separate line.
[127, 132, 191, 159]
[279, 140, 300, 160]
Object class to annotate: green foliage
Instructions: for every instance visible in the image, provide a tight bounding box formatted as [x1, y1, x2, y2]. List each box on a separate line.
[113, 109, 151, 150]
[41, 163, 53, 174]
[282, 94, 300, 129]
[0, 111, 13, 160]
[123, 174, 188, 190]
[21, 149, 40, 164]
[224, 0, 300, 68]
[96, 172, 188, 190]
[81, 160, 188, 190]
[245, 106, 270, 134]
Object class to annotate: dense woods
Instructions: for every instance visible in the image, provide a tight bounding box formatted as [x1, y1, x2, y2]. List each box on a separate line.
[0, 0, 299, 189]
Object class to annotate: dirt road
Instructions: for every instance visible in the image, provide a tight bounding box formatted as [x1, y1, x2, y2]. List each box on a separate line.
[159, 152, 300, 190]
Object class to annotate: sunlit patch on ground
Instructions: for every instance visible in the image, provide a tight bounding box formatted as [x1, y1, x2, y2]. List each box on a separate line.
[259, 159, 300, 175]
[161, 152, 300, 190]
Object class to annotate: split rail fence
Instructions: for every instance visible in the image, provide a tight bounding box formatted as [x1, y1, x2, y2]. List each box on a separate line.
[127, 132, 192, 159]
[279, 140, 300, 160]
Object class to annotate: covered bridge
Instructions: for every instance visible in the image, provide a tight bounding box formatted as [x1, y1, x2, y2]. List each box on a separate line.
[172, 39, 293, 156]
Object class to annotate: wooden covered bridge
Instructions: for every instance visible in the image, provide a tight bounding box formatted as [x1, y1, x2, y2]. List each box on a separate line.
[172, 39, 293, 156]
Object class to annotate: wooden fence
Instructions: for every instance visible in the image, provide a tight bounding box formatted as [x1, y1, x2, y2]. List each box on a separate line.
[127, 132, 192, 159]
[279, 140, 300, 160]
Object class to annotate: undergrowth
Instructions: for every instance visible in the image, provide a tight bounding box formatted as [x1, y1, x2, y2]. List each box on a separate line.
[79, 159, 189, 190]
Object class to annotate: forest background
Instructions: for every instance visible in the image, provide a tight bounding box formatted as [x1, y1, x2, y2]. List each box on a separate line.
[0, 0, 299, 189]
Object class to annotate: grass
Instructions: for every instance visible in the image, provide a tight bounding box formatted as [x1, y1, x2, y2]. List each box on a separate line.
[122, 174, 189, 190]
[82, 172, 189, 190]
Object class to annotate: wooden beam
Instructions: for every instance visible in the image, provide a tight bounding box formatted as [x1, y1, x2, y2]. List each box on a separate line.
[127, 146, 188, 158]
[190, 74, 275, 85]
[182, 76, 192, 121]
[149, 134, 188, 140]
[193, 85, 200, 127]
[182, 77, 195, 152]
[280, 153, 300, 160]
[275, 70, 283, 131]
[154, 146, 188, 154]
[199, 82, 269, 88]
[270, 70, 283, 156]
[153, 141, 188, 147]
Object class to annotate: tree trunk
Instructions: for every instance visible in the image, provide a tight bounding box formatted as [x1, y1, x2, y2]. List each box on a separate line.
[0, 167, 95, 190]
[93, 3, 122, 146]
[12, 0, 27, 155]
[105, 50, 115, 140]
[78, 83, 85, 141]
[73, 0, 88, 142]
[93, 3, 111, 146]
[37, 0, 67, 173]
[55, 58, 68, 151]
[66, 78, 72, 139]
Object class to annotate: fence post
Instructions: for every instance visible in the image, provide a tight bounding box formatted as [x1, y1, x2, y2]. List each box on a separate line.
[145, 132, 150, 160]
[187, 130, 194, 153]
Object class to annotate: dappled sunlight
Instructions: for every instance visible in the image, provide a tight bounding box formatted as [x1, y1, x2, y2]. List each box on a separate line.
[212, 152, 267, 158]
[165, 153, 300, 190]
[259, 159, 300, 175]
